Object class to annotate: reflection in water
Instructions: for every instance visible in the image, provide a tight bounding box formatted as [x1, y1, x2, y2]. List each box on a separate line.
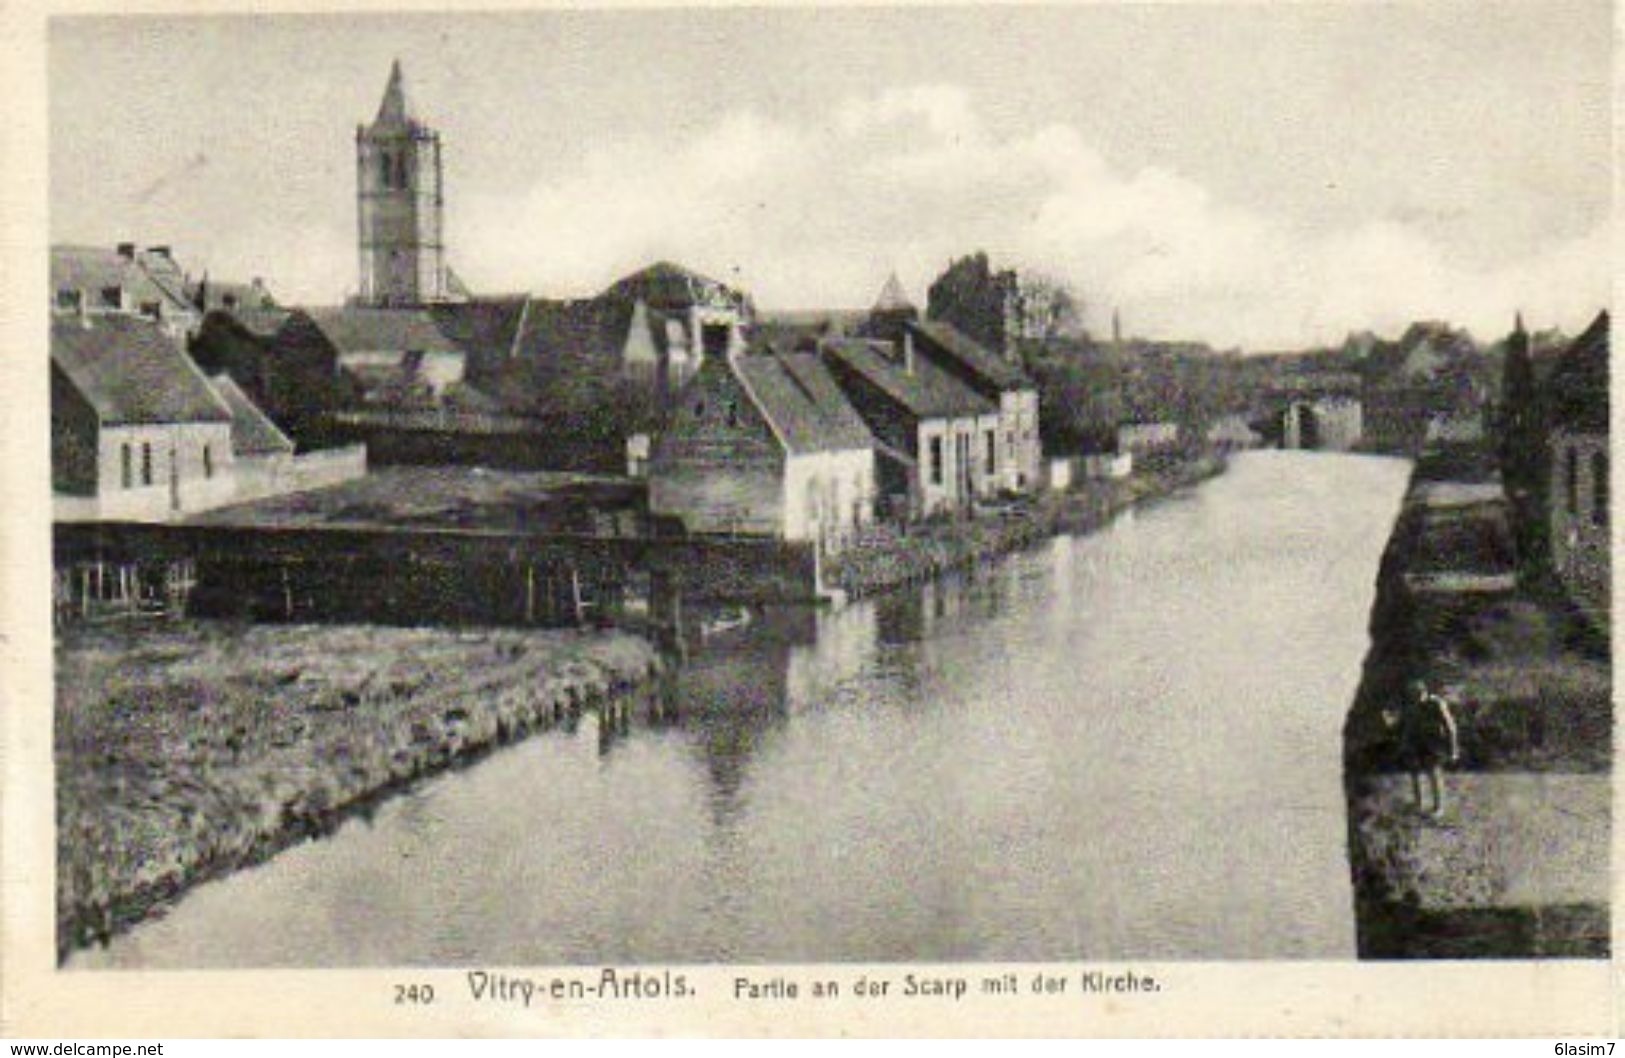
[74, 452, 1413, 968]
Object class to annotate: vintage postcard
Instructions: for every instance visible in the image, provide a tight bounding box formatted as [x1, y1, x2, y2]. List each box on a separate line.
[1, 0, 1618, 1038]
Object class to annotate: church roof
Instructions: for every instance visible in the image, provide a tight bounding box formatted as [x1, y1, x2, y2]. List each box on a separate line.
[52, 315, 232, 427]
[372, 59, 413, 129]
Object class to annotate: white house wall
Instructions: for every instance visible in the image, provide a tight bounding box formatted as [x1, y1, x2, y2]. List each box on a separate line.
[782, 448, 875, 545]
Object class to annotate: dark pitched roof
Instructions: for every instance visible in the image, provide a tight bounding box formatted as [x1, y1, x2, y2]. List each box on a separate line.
[52, 315, 232, 426]
[823, 337, 995, 420]
[429, 297, 530, 359]
[511, 297, 631, 365]
[910, 319, 1032, 391]
[601, 261, 749, 315]
[209, 373, 295, 456]
[304, 306, 463, 355]
[1547, 310, 1608, 433]
[734, 352, 875, 454]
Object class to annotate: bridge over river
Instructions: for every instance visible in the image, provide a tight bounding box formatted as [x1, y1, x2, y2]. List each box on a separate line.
[73, 451, 1413, 966]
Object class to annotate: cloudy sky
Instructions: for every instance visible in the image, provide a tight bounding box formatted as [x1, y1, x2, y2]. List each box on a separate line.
[50, 4, 1610, 349]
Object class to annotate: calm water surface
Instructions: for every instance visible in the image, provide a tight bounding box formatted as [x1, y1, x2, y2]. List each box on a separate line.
[79, 451, 1412, 967]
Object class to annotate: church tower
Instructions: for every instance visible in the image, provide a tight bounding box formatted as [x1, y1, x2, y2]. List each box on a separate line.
[356, 61, 448, 306]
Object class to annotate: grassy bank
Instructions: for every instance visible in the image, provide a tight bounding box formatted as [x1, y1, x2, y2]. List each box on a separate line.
[1342, 443, 1611, 958]
[56, 622, 660, 961]
[826, 452, 1226, 599]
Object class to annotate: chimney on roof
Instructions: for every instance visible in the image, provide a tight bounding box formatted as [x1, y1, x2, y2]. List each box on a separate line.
[116, 242, 136, 260]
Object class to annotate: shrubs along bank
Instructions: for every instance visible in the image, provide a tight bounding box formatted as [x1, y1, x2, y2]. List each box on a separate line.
[56, 622, 660, 961]
[825, 453, 1225, 599]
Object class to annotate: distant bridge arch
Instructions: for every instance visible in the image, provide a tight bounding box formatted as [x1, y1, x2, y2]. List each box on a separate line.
[1281, 397, 1363, 451]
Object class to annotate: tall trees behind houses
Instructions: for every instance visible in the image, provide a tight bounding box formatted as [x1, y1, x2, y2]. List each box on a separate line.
[1499, 323, 1548, 572]
[924, 251, 1252, 455]
[926, 252, 1020, 356]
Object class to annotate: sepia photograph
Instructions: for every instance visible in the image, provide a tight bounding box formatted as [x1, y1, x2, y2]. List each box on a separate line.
[6, 0, 1616, 1035]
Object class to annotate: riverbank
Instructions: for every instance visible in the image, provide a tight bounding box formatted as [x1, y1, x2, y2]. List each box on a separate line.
[56, 622, 660, 961]
[1342, 443, 1611, 958]
[825, 452, 1226, 599]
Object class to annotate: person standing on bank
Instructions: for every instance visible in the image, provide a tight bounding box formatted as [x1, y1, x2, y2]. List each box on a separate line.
[1385, 679, 1460, 818]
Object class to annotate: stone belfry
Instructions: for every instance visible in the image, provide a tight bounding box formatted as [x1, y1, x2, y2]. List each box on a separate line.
[356, 60, 448, 306]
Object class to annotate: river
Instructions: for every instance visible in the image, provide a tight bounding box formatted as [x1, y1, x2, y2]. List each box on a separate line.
[76, 451, 1413, 968]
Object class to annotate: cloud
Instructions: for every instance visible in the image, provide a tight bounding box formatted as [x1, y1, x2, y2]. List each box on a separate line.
[450, 84, 1607, 349]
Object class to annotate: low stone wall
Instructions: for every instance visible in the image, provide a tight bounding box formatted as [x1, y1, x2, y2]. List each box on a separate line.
[232, 444, 367, 504]
[1342, 445, 1611, 958]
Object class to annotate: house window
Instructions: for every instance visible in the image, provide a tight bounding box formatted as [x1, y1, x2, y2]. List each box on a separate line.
[100, 286, 123, 310]
[139, 301, 162, 320]
[1566, 446, 1579, 515]
[203, 445, 214, 479]
[929, 436, 944, 486]
[141, 442, 153, 487]
[120, 444, 133, 489]
[56, 288, 82, 311]
[1592, 450, 1607, 527]
[985, 430, 997, 474]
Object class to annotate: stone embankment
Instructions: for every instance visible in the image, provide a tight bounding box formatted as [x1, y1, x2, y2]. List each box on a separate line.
[1342, 443, 1610, 958]
[56, 622, 660, 961]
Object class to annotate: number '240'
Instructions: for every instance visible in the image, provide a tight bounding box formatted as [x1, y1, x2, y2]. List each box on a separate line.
[395, 983, 436, 1005]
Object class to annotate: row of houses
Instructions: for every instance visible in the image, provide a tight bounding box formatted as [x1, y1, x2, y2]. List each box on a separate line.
[50, 311, 364, 523]
[48, 254, 1038, 543]
[48, 63, 1047, 541]
[647, 279, 1044, 548]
